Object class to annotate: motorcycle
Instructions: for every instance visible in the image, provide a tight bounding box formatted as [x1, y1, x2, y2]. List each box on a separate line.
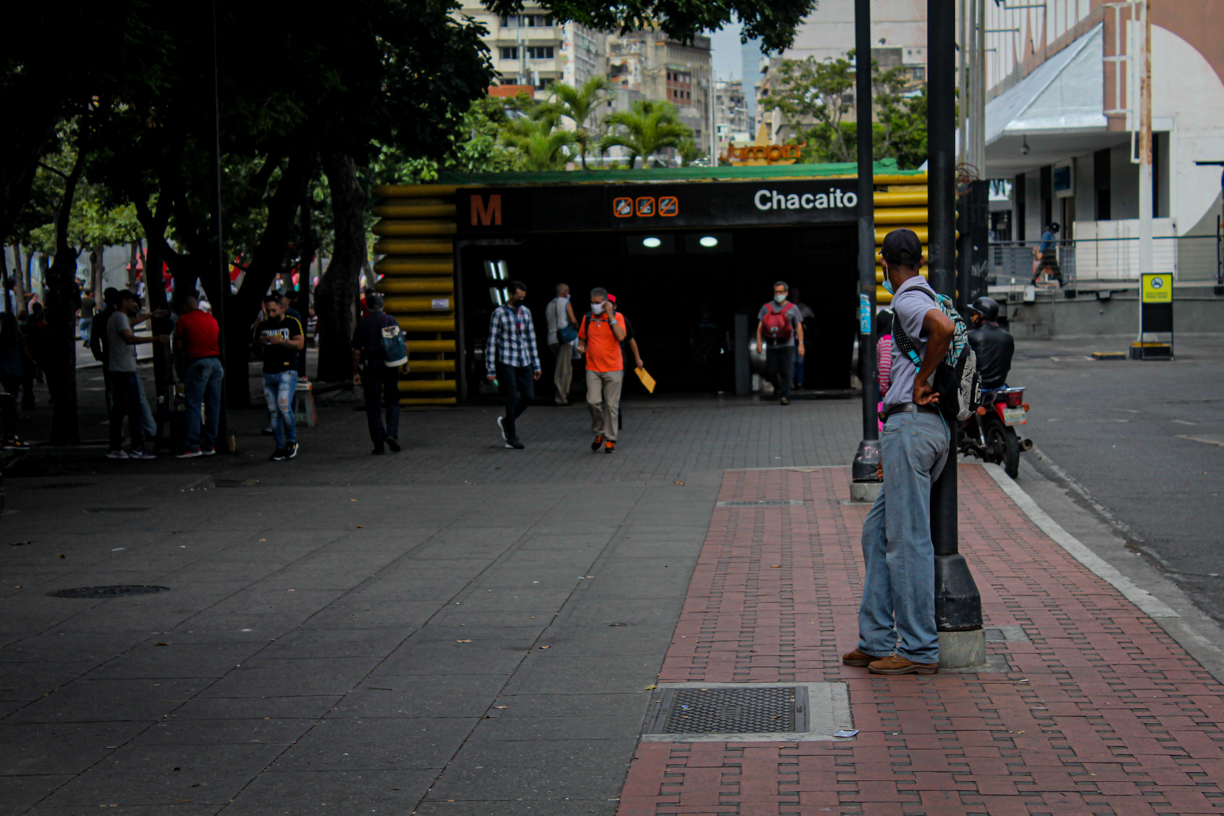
[959, 386, 1034, 478]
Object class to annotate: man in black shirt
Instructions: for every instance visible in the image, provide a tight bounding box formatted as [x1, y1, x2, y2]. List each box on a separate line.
[351, 293, 408, 455]
[966, 296, 1014, 390]
[254, 294, 305, 460]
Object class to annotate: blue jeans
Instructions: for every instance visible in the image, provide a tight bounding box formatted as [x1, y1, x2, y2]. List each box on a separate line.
[108, 371, 144, 451]
[858, 409, 950, 663]
[184, 357, 223, 450]
[262, 370, 297, 449]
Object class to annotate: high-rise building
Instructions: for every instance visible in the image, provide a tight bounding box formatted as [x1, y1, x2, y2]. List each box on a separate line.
[607, 30, 714, 157]
[461, 4, 606, 93]
[741, 36, 765, 133]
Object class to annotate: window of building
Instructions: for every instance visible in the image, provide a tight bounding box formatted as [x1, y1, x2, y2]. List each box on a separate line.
[500, 14, 517, 26]
[534, 76, 555, 90]
[910, 66, 925, 81]
[526, 46, 554, 60]
[500, 46, 518, 60]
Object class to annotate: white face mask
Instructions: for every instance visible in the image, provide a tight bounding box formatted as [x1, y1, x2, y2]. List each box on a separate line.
[773, 293, 788, 304]
[591, 301, 604, 314]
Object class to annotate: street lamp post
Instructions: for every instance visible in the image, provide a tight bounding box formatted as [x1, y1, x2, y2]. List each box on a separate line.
[850, 0, 881, 495]
[928, 0, 985, 668]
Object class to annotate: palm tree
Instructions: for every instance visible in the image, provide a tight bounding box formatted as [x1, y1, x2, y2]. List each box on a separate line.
[500, 111, 576, 171]
[546, 76, 612, 170]
[598, 100, 693, 169]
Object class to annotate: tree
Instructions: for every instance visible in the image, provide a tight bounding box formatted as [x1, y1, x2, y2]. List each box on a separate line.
[545, 76, 612, 170]
[500, 111, 576, 171]
[599, 100, 692, 169]
[760, 50, 928, 169]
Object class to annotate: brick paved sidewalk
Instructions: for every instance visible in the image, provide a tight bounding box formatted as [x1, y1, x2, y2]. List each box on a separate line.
[616, 465, 1224, 816]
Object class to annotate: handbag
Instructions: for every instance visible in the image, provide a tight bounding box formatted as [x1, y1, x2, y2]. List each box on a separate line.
[555, 300, 578, 344]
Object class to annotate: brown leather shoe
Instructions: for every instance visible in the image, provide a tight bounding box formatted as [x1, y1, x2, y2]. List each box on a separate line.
[842, 648, 885, 667]
[868, 654, 939, 675]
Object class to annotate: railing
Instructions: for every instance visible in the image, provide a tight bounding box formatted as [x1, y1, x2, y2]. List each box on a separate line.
[987, 234, 1219, 296]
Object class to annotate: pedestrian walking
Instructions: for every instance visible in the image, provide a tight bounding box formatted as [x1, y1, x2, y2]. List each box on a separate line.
[1031, 222, 1063, 285]
[173, 291, 223, 458]
[606, 294, 642, 432]
[577, 287, 626, 454]
[484, 281, 541, 450]
[106, 290, 168, 460]
[545, 283, 577, 405]
[844, 229, 955, 676]
[351, 293, 408, 455]
[755, 281, 804, 405]
[254, 294, 304, 461]
[789, 287, 815, 390]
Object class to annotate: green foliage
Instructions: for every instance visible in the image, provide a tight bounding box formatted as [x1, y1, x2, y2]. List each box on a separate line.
[543, 76, 612, 169]
[500, 108, 576, 171]
[482, 0, 815, 53]
[761, 50, 927, 169]
[599, 100, 693, 169]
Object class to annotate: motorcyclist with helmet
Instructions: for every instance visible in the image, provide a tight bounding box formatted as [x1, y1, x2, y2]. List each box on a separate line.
[966, 296, 1014, 390]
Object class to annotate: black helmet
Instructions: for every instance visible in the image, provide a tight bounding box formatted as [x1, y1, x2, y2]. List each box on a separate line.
[968, 296, 999, 323]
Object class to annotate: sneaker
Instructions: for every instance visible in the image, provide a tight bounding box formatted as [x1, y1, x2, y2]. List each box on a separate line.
[271, 448, 287, 461]
[386, 437, 401, 453]
[286, 442, 298, 459]
[2, 438, 28, 451]
[176, 448, 203, 459]
[106, 449, 129, 460]
[868, 654, 938, 675]
[780, 397, 790, 405]
[130, 448, 156, 460]
[590, 434, 604, 451]
[505, 438, 525, 450]
[604, 440, 616, 454]
[496, 416, 507, 442]
[201, 447, 217, 456]
[372, 447, 385, 455]
[842, 648, 885, 667]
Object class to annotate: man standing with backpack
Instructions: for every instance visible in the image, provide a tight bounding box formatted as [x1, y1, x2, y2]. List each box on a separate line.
[843, 228, 956, 676]
[755, 281, 804, 405]
[352, 293, 408, 455]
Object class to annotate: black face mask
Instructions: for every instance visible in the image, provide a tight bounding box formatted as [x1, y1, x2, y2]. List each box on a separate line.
[508, 297, 524, 308]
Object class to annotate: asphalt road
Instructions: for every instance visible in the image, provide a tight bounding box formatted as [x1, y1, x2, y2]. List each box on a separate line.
[1009, 334, 1224, 623]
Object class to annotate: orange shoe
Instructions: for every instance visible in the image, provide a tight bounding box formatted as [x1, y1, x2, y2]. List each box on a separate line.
[590, 434, 604, 451]
[604, 440, 616, 454]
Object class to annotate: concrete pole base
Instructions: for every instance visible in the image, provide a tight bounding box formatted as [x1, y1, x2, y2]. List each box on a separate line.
[849, 481, 882, 503]
[938, 628, 986, 670]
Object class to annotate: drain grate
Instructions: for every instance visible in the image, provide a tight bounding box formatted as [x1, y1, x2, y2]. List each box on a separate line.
[716, 499, 804, 508]
[648, 686, 808, 735]
[49, 585, 169, 599]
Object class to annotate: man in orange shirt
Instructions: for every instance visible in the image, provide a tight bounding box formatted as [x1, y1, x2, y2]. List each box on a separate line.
[577, 287, 626, 453]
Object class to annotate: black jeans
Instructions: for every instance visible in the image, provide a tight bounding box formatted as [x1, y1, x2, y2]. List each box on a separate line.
[765, 344, 795, 399]
[496, 362, 534, 441]
[108, 371, 144, 451]
[362, 365, 401, 449]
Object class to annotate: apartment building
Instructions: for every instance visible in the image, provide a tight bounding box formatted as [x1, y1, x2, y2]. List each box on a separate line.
[607, 30, 714, 156]
[461, 4, 605, 93]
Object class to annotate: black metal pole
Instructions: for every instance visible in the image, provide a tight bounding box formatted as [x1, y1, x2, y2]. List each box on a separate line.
[850, 0, 881, 483]
[929, 0, 982, 632]
[210, 0, 231, 449]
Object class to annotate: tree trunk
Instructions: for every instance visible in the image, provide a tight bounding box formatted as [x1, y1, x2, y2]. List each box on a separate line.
[44, 154, 85, 446]
[315, 151, 366, 383]
[12, 245, 26, 314]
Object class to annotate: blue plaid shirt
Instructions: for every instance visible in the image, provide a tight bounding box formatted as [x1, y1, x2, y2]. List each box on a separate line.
[486, 303, 541, 376]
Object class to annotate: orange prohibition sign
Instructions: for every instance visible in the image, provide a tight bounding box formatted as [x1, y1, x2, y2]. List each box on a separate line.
[613, 197, 633, 217]
[659, 196, 679, 216]
[635, 197, 656, 217]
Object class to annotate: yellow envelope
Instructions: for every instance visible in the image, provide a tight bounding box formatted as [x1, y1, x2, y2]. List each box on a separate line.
[634, 366, 656, 394]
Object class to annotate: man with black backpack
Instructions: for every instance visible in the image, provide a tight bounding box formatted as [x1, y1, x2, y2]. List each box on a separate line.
[352, 293, 409, 455]
[755, 281, 804, 405]
[843, 228, 956, 677]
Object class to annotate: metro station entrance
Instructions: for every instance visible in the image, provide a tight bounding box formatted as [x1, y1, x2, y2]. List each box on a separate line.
[370, 163, 927, 405]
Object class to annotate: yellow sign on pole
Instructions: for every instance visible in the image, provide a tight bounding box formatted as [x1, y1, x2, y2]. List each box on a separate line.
[1142, 272, 1172, 303]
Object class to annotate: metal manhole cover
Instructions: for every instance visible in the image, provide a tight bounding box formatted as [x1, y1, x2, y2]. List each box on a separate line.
[716, 500, 804, 507]
[84, 507, 149, 513]
[648, 686, 807, 734]
[49, 585, 169, 599]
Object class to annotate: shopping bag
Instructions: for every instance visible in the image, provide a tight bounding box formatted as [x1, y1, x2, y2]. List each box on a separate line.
[634, 366, 656, 394]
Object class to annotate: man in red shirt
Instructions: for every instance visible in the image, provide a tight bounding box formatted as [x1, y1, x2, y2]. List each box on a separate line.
[173, 290, 223, 458]
[577, 287, 627, 453]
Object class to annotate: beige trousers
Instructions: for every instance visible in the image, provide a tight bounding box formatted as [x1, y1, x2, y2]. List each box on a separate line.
[549, 342, 573, 404]
[586, 369, 623, 442]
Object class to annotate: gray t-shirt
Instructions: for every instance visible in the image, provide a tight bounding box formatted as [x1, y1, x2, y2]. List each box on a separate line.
[545, 296, 571, 346]
[881, 277, 938, 411]
[106, 311, 136, 373]
[757, 301, 802, 347]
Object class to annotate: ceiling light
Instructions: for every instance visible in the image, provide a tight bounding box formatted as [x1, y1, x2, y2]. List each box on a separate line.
[642, 237, 662, 248]
[699, 236, 719, 248]
[1021, 135, 1030, 155]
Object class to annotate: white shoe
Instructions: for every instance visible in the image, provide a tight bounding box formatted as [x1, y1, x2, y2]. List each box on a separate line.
[106, 449, 129, 460]
[496, 416, 507, 442]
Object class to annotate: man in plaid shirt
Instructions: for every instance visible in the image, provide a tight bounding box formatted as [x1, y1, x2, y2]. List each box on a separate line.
[485, 280, 541, 449]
